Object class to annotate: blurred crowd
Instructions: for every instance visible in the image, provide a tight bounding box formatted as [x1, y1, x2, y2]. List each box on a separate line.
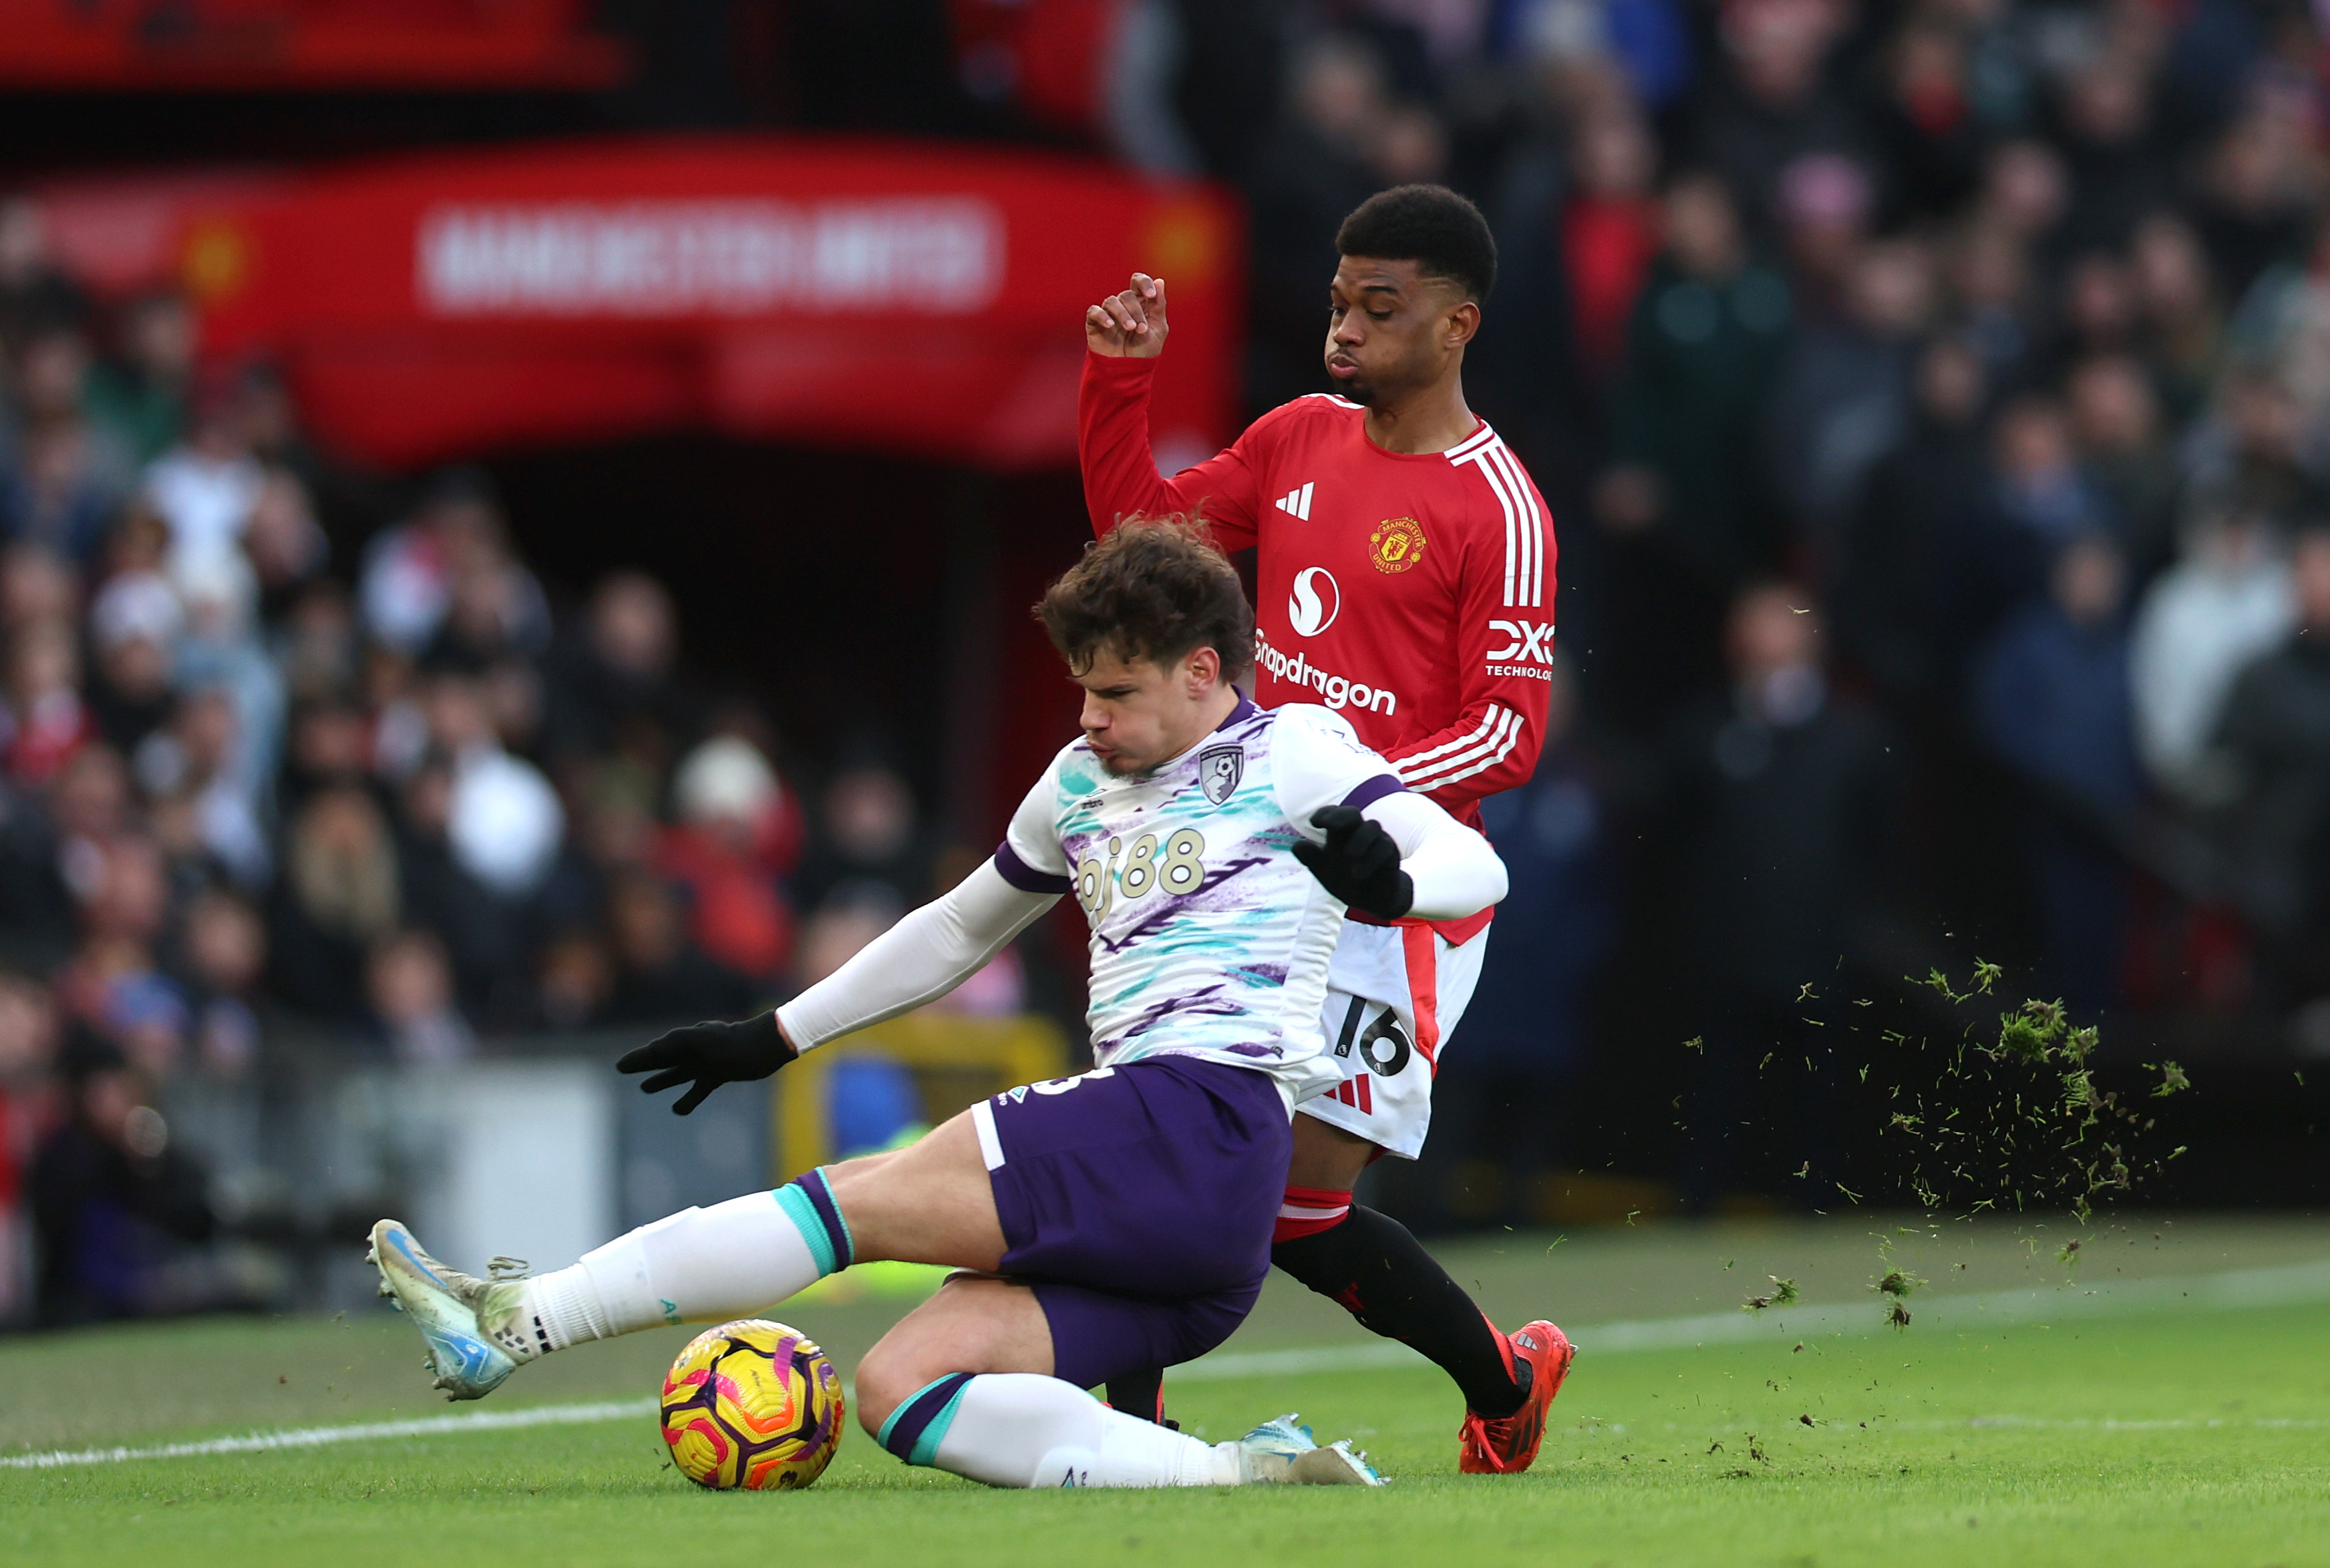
[0, 199, 1014, 1323]
[1135, 0, 2330, 1217]
[11, 0, 2330, 1312]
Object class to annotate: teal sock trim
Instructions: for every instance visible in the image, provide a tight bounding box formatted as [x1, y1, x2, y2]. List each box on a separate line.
[874, 1377, 973, 1468]
[908, 1385, 968, 1468]
[878, 1376, 945, 1452]
[816, 1167, 856, 1265]
[773, 1183, 836, 1277]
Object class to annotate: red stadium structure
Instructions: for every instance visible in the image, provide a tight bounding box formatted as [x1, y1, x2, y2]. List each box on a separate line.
[33, 136, 1240, 473]
[26, 136, 1243, 849]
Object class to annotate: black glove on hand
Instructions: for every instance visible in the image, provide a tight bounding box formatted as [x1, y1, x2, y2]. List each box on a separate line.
[1291, 805, 1413, 920]
[617, 1012, 797, 1115]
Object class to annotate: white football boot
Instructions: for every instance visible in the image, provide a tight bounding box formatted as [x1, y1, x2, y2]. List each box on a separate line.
[367, 1219, 538, 1401]
[1235, 1413, 1387, 1486]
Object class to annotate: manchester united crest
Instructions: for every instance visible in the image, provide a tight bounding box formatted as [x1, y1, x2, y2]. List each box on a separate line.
[1368, 516, 1427, 574]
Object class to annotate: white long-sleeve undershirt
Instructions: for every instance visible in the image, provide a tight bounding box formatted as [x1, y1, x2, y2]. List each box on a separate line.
[1364, 789, 1509, 920]
[776, 860, 1055, 1052]
[772, 790, 1504, 1053]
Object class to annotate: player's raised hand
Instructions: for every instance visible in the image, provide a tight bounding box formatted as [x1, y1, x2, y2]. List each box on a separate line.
[617, 1012, 798, 1115]
[1084, 272, 1170, 359]
[1293, 805, 1415, 921]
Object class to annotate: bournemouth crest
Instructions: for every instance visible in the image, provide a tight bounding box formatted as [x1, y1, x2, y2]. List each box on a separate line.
[1198, 744, 1244, 804]
[1369, 516, 1426, 573]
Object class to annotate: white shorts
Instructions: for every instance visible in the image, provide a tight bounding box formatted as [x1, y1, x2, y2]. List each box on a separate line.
[1295, 920, 1487, 1160]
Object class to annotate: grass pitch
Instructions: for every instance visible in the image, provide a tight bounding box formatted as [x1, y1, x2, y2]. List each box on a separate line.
[2, 1215, 2326, 1568]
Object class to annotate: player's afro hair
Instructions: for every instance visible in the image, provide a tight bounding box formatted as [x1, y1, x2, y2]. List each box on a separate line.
[1336, 184, 1497, 303]
[1037, 515, 1255, 682]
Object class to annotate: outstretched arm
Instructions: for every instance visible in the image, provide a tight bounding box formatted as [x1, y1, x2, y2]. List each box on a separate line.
[619, 863, 1057, 1113]
[777, 862, 1057, 1048]
[1079, 272, 1263, 547]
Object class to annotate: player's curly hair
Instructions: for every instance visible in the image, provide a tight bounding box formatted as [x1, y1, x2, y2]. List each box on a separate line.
[1037, 515, 1255, 682]
[1336, 184, 1497, 303]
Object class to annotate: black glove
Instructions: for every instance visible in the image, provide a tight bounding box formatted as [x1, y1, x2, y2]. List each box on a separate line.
[617, 1012, 797, 1115]
[1291, 805, 1413, 920]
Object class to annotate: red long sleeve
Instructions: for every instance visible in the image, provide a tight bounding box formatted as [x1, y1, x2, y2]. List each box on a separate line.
[1381, 542, 1553, 817]
[1079, 353, 1262, 547]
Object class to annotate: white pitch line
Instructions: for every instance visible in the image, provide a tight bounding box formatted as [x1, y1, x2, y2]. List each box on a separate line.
[1953, 1415, 2330, 1431]
[1, 1399, 656, 1471]
[9, 1257, 2327, 1471]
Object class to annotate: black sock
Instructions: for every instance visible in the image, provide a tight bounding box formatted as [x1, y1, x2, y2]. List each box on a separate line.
[1271, 1204, 1528, 1418]
[1105, 1366, 1168, 1426]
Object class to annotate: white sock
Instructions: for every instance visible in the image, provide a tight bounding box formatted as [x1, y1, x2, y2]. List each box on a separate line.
[923, 1374, 1244, 1488]
[518, 1190, 827, 1352]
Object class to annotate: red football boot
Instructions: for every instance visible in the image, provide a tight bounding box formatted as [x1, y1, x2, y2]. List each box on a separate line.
[1458, 1319, 1573, 1474]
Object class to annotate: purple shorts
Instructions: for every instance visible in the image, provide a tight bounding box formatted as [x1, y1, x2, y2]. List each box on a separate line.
[969, 1055, 1291, 1391]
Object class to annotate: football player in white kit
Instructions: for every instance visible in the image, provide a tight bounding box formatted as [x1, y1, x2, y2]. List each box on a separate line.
[367, 519, 1509, 1490]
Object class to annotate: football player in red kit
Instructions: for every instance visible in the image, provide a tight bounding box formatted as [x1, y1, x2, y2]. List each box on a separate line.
[1079, 185, 1571, 1473]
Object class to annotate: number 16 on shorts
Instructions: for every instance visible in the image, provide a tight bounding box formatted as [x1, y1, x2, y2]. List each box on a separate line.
[1299, 923, 1487, 1160]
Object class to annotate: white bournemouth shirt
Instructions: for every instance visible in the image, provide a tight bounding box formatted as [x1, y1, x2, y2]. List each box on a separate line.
[993, 697, 1403, 1105]
[775, 697, 1504, 1113]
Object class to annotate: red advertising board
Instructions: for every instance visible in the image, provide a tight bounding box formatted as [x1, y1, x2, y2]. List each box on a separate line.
[173, 136, 1240, 472]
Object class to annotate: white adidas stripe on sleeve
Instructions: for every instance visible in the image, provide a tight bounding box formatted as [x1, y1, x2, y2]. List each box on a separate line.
[1401, 707, 1525, 791]
[1447, 429, 1546, 611]
[1393, 705, 1504, 778]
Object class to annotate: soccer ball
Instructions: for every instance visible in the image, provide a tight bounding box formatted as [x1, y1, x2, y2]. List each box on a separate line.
[659, 1318, 846, 1490]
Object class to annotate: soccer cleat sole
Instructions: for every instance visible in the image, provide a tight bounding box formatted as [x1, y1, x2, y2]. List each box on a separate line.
[1287, 1440, 1386, 1487]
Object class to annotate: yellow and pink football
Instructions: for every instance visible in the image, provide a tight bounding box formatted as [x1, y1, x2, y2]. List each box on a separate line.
[659, 1319, 846, 1490]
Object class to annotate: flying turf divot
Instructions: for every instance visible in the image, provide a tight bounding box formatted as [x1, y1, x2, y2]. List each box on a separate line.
[12, 1255, 2328, 1471]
